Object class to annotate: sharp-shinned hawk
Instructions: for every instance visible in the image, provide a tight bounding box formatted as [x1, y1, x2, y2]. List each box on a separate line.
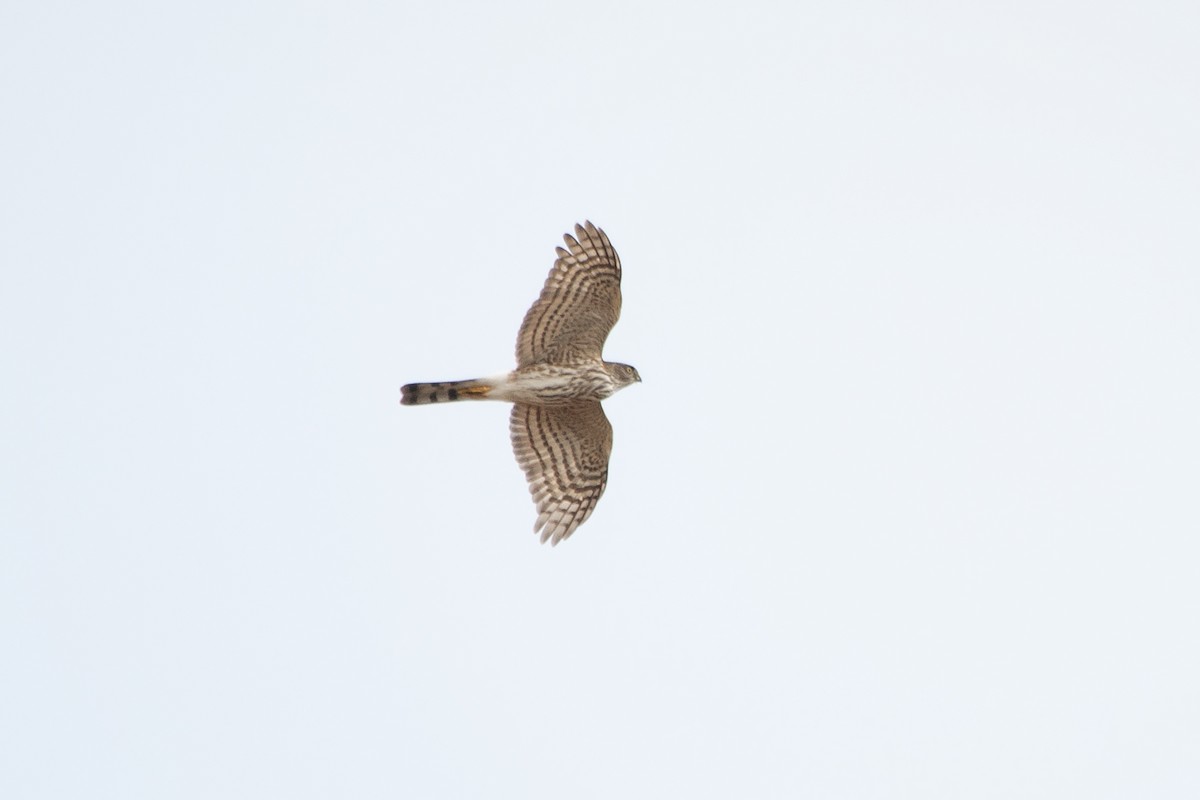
[400, 222, 640, 545]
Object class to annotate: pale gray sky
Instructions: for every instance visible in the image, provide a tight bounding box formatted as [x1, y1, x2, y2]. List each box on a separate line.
[2, 2, 1198, 798]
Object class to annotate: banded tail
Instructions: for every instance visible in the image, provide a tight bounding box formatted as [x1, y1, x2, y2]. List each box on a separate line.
[400, 378, 493, 405]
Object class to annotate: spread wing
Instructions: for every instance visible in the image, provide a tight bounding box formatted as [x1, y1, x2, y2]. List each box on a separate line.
[510, 401, 613, 545]
[515, 222, 622, 367]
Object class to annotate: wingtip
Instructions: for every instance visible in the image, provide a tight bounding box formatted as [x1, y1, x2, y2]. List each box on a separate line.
[535, 517, 571, 546]
[565, 221, 605, 250]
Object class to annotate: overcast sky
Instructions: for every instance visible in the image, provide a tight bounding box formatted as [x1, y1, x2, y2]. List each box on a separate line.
[2, 2, 1198, 798]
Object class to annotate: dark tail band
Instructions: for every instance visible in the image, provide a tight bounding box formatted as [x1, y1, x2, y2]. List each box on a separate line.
[400, 379, 492, 405]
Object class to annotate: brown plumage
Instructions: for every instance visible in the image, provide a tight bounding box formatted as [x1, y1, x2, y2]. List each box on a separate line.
[400, 222, 640, 544]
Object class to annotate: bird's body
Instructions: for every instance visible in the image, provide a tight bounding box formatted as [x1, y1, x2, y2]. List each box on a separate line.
[400, 222, 639, 544]
[401, 361, 634, 406]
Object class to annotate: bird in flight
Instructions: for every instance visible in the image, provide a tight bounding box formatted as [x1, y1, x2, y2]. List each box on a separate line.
[401, 222, 640, 544]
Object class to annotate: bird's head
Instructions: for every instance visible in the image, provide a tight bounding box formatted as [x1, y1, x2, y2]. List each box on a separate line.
[608, 362, 642, 390]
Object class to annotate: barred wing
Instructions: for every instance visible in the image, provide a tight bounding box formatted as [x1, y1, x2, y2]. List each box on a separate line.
[515, 222, 622, 367]
[510, 401, 613, 545]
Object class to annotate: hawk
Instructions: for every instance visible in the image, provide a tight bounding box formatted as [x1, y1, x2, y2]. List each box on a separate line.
[401, 222, 640, 544]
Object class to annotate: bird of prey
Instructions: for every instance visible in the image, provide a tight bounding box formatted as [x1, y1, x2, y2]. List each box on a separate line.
[401, 222, 640, 544]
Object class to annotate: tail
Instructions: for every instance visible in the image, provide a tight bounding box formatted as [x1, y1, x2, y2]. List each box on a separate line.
[400, 378, 494, 405]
